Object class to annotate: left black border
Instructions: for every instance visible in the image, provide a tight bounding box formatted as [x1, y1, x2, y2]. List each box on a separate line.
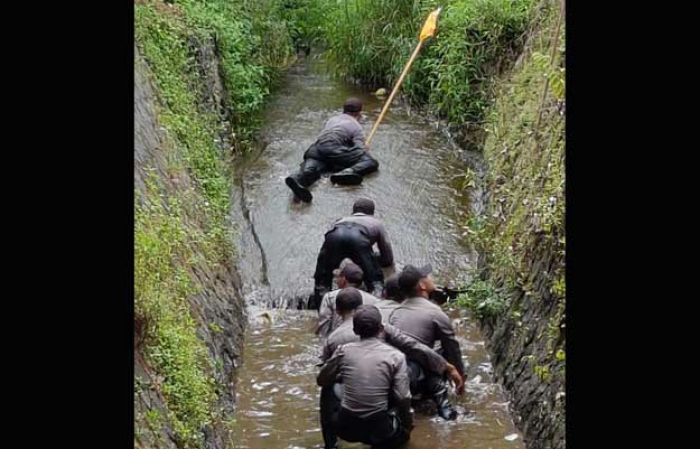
[35, 1, 136, 445]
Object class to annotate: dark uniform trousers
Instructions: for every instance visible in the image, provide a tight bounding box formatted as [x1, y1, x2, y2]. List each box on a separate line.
[289, 139, 379, 188]
[311, 221, 384, 308]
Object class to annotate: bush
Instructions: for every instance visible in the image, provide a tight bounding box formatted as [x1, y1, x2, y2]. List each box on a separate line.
[321, 0, 536, 125]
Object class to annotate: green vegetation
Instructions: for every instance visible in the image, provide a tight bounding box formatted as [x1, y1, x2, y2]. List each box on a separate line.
[455, 278, 507, 319]
[467, 0, 565, 379]
[471, 0, 564, 313]
[135, 0, 302, 446]
[135, 178, 217, 448]
[134, 0, 565, 445]
[320, 0, 537, 126]
[279, 0, 327, 53]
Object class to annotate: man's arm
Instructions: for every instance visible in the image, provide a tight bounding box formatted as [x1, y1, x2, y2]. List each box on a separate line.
[434, 312, 466, 377]
[391, 354, 413, 430]
[375, 222, 394, 267]
[445, 362, 465, 395]
[317, 345, 344, 387]
[320, 339, 333, 363]
[315, 292, 334, 337]
[383, 324, 447, 375]
[350, 119, 367, 149]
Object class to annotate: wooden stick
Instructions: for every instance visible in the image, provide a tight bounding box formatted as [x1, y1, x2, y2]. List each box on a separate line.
[366, 40, 425, 146]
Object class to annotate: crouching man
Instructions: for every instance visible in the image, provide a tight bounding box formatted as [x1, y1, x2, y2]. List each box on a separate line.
[319, 304, 419, 448]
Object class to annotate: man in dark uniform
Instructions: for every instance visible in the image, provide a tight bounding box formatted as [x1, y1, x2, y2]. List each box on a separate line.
[313, 198, 394, 303]
[285, 97, 379, 202]
[388, 264, 466, 420]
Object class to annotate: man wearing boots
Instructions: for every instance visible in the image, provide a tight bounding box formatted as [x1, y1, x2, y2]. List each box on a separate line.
[285, 97, 379, 202]
[313, 198, 394, 303]
[388, 264, 466, 420]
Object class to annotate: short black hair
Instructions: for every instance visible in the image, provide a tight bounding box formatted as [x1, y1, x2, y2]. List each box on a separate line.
[353, 305, 383, 338]
[336, 287, 363, 314]
[343, 97, 363, 113]
[339, 262, 364, 285]
[398, 264, 433, 297]
[382, 273, 402, 301]
[352, 198, 375, 215]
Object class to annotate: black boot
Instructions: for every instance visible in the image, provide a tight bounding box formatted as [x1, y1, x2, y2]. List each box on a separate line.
[285, 175, 313, 202]
[330, 168, 363, 185]
[309, 285, 329, 310]
[433, 384, 457, 420]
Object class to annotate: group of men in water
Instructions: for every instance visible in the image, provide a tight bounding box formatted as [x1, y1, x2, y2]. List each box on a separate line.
[290, 98, 467, 449]
[314, 258, 466, 449]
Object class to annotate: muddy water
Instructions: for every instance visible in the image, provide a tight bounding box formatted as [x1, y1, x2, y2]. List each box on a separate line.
[229, 58, 524, 448]
[231, 57, 476, 308]
[230, 308, 523, 449]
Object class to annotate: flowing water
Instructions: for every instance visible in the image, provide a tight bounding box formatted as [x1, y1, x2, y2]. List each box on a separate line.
[229, 57, 524, 449]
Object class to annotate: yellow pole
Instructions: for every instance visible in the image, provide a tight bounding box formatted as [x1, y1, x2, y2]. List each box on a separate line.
[366, 7, 442, 147]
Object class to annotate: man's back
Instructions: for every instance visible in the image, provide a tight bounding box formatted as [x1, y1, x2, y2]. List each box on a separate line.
[388, 296, 445, 345]
[317, 113, 364, 147]
[335, 213, 394, 266]
[334, 338, 410, 417]
[388, 296, 465, 375]
[317, 289, 378, 338]
[321, 319, 358, 362]
[375, 298, 400, 322]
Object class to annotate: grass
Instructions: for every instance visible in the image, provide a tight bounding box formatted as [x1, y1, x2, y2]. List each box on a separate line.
[134, 1, 301, 446]
[134, 177, 217, 448]
[463, 0, 565, 377]
[320, 0, 537, 129]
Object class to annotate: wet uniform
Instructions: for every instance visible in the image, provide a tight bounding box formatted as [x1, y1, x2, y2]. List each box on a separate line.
[313, 213, 394, 300]
[388, 296, 465, 376]
[374, 298, 400, 322]
[319, 319, 447, 449]
[318, 338, 413, 449]
[320, 320, 448, 372]
[289, 113, 379, 188]
[317, 289, 379, 338]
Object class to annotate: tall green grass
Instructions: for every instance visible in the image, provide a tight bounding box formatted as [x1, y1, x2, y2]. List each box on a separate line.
[321, 0, 536, 127]
[135, 1, 301, 446]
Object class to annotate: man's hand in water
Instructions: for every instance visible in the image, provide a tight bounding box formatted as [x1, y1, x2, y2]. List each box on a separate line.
[445, 363, 465, 395]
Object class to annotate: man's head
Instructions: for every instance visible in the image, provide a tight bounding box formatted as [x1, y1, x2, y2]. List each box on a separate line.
[352, 198, 375, 215]
[335, 287, 364, 317]
[343, 97, 363, 119]
[398, 264, 436, 298]
[382, 273, 403, 302]
[334, 259, 364, 288]
[353, 304, 384, 339]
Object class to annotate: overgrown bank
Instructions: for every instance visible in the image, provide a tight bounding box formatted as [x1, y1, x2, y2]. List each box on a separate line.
[316, 0, 538, 149]
[461, 2, 565, 448]
[304, 0, 566, 448]
[133, 0, 565, 447]
[134, 1, 301, 447]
